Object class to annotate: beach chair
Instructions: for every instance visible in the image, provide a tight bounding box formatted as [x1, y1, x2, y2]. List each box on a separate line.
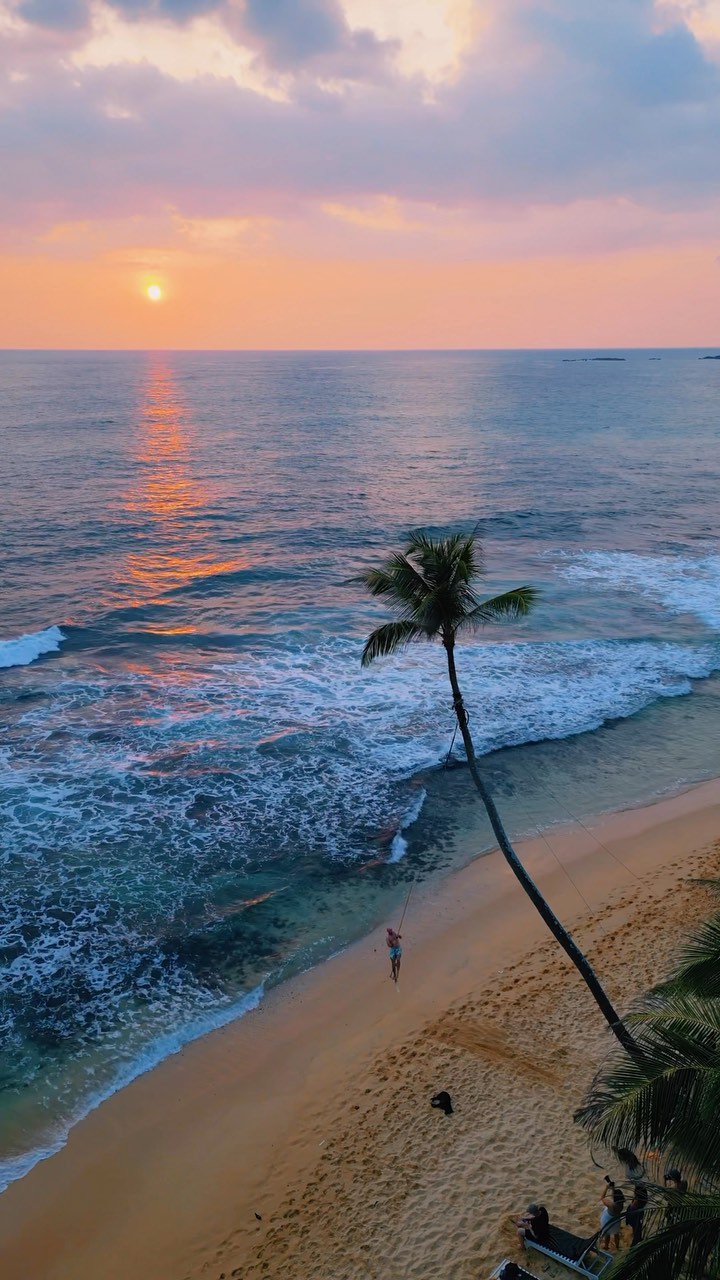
[524, 1226, 613, 1278]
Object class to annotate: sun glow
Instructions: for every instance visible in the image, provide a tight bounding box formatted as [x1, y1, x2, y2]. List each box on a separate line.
[146, 284, 162, 302]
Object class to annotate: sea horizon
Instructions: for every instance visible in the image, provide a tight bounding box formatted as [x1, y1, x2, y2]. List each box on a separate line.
[2, 344, 720, 353]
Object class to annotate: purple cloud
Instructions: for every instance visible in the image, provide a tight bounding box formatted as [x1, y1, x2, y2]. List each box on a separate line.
[238, 0, 392, 72]
[17, 0, 224, 22]
[1, 0, 719, 237]
[17, 0, 89, 29]
[106, 0, 224, 17]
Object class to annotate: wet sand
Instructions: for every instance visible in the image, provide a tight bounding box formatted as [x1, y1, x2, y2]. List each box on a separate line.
[2, 777, 720, 1280]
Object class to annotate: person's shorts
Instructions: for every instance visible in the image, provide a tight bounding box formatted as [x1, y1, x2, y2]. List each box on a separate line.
[390, 947, 402, 959]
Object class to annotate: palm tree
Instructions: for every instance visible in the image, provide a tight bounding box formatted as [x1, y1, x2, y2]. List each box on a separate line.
[576, 897, 720, 1279]
[357, 528, 633, 1051]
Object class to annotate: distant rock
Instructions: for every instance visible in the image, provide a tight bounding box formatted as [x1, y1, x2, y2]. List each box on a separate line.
[699, 354, 720, 360]
[592, 357, 626, 361]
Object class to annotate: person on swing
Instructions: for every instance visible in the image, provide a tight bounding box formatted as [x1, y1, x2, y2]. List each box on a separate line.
[386, 927, 402, 981]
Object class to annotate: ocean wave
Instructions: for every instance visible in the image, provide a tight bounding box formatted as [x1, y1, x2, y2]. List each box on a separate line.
[1, 629, 718, 1197]
[389, 788, 428, 862]
[0, 625, 65, 670]
[559, 550, 720, 630]
[3, 635, 717, 876]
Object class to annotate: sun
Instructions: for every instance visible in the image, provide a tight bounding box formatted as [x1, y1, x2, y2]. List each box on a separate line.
[146, 284, 162, 302]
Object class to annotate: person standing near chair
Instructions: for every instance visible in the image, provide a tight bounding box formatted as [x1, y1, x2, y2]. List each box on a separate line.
[600, 1181, 625, 1250]
[626, 1184, 648, 1246]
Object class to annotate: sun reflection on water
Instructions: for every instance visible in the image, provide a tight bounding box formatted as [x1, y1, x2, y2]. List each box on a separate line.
[121, 361, 243, 621]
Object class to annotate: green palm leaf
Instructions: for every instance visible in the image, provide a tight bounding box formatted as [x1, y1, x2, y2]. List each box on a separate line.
[578, 992, 720, 1181]
[360, 620, 428, 666]
[465, 586, 538, 626]
[671, 914, 720, 997]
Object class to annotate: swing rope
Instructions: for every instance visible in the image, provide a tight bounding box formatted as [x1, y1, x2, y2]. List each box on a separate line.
[397, 878, 415, 933]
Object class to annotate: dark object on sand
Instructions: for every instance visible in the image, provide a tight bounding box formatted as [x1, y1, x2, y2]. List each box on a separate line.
[431, 1090, 453, 1115]
[494, 1262, 539, 1280]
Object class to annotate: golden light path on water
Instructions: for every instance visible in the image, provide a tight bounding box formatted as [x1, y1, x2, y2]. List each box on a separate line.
[119, 360, 248, 635]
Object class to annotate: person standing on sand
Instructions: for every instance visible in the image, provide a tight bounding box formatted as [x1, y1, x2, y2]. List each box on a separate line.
[386, 927, 402, 981]
[626, 1185, 648, 1246]
[599, 1181, 625, 1250]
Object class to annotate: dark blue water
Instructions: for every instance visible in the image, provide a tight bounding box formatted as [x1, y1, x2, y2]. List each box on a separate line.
[2, 348, 720, 1188]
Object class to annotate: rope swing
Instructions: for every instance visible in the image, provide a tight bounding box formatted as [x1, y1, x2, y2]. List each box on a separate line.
[397, 877, 415, 933]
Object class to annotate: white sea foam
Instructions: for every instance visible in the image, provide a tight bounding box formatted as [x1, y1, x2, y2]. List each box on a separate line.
[389, 788, 427, 862]
[559, 551, 720, 630]
[0, 625, 65, 669]
[2, 627, 718, 1199]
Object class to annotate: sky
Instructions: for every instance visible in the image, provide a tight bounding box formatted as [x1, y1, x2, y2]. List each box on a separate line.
[1, 0, 719, 348]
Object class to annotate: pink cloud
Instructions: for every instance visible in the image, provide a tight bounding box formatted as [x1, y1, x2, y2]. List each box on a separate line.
[0, 0, 718, 267]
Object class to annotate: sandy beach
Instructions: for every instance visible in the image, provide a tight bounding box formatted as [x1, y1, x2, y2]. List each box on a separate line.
[2, 776, 720, 1280]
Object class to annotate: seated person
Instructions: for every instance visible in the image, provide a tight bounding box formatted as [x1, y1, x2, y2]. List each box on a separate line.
[517, 1202, 550, 1248]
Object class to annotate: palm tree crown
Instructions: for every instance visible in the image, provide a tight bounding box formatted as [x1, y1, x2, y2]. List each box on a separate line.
[359, 529, 535, 666]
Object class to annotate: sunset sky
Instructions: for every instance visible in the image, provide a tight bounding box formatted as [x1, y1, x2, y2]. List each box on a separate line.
[1, 0, 719, 348]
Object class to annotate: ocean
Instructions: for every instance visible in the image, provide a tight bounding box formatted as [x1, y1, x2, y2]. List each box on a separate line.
[2, 348, 719, 1191]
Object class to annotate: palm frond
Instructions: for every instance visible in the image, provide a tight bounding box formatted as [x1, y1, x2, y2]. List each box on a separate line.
[462, 586, 538, 628]
[577, 992, 720, 1181]
[608, 1193, 720, 1280]
[353, 566, 407, 598]
[385, 553, 431, 604]
[406, 529, 481, 585]
[672, 914, 720, 997]
[361, 620, 427, 667]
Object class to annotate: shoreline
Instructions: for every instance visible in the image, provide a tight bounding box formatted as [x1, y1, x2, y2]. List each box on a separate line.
[2, 775, 720, 1278]
[1, 763, 713, 1199]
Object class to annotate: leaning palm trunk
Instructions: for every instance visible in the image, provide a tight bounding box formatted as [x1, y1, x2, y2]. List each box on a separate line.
[358, 529, 634, 1052]
[444, 637, 635, 1053]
